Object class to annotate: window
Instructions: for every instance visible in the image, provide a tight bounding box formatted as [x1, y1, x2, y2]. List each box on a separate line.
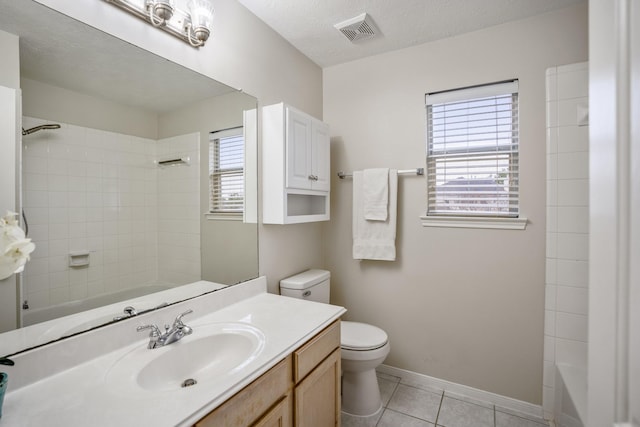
[209, 128, 244, 219]
[423, 80, 526, 229]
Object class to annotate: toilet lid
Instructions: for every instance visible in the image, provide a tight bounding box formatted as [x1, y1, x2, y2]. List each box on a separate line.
[341, 321, 388, 350]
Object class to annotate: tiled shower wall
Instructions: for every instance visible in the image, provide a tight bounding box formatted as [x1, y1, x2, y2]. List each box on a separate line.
[543, 62, 589, 417]
[156, 134, 201, 285]
[21, 118, 200, 312]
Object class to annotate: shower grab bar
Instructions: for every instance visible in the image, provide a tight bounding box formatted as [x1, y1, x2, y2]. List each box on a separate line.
[337, 168, 424, 179]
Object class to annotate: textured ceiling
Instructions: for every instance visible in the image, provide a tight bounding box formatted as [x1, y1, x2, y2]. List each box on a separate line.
[237, 0, 586, 67]
[0, 0, 236, 114]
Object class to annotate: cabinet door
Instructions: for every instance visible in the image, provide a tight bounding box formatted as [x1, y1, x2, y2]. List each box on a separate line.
[252, 392, 292, 427]
[311, 121, 330, 192]
[196, 356, 293, 427]
[286, 108, 313, 190]
[294, 349, 341, 427]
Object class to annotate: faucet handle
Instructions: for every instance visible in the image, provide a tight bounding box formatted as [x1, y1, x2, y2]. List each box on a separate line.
[137, 324, 161, 337]
[173, 309, 193, 327]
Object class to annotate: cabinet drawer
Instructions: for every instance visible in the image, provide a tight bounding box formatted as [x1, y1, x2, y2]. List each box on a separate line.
[294, 320, 340, 383]
[195, 355, 293, 427]
[252, 391, 292, 427]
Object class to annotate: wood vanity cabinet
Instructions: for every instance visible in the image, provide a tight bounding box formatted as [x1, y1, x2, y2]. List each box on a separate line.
[194, 320, 341, 427]
[262, 102, 331, 224]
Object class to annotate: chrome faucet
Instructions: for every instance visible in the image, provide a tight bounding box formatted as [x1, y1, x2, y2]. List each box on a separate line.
[137, 309, 193, 349]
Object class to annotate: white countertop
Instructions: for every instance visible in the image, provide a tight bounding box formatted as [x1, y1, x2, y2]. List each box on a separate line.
[0, 277, 345, 426]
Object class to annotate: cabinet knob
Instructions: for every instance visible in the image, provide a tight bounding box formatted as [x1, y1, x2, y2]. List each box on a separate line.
[308, 175, 318, 181]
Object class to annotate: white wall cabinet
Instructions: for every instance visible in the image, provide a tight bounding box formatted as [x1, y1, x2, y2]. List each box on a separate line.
[263, 102, 330, 224]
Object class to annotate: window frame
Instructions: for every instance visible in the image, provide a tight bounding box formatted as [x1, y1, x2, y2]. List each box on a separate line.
[206, 127, 245, 221]
[421, 80, 527, 230]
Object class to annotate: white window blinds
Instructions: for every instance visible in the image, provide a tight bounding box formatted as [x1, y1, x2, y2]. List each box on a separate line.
[425, 80, 519, 218]
[209, 128, 244, 216]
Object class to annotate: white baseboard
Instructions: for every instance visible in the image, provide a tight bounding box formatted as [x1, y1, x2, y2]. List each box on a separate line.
[377, 364, 547, 422]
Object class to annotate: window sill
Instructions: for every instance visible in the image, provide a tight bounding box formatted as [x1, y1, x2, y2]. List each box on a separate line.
[205, 213, 243, 221]
[419, 215, 528, 230]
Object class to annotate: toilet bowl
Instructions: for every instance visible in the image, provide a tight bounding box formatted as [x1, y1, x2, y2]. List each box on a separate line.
[279, 269, 390, 417]
[340, 321, 390, 416]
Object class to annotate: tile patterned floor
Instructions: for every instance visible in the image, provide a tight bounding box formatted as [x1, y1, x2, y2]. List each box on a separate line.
[341, 373, 551, 427]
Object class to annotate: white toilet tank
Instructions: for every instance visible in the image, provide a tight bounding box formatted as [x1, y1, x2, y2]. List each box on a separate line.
[280, 269, 330, 304]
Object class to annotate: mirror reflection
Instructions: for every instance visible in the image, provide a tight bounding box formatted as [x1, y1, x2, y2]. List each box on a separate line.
[0, 0, 258, 355]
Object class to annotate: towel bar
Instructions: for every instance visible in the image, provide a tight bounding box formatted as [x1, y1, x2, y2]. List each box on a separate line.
[337, 168, 424, 179]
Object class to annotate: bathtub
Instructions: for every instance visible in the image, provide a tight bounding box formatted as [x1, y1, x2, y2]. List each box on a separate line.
[554, 364, 587, 427]
[22, 284, 173, 327]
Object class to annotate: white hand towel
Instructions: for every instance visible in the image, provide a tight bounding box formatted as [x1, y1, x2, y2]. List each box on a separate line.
[353, 169, 398, 261]
[363, 168, 389, 221]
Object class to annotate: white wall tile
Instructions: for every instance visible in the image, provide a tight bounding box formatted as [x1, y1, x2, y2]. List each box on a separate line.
[557, 179, 589, 206]
[556, 312, 588, 341]
[545, 310, 556, 336]
[545, 284, 557, 310]
[546, 69, 557, 101]
[49, 271, 69, 288]
[23, 156, 48, 174]
[547, 179, 558, 206]
[23, 191, 49, 208]
[546, 232, 557, 258]
[557, 206, 588, 233]
[26, 274, 49, 293]
[557, 69, 588, 100]
[544, 66, 590, 417]
[69, 267, 88, 285]
[556, 232, 589, 261]
[49, 287, 70, 305]
[556, 259, 588, 287]
[29, 241, 49, 259]
[26, 207, 48, 225]
[48, 174, 68, 192]
[48, 207, 68, 224]
[556, 286, 588, 315]
[557, 62, 588, 74]
[47, 158, 68, 176]
[557, 97, 588, 127]
[557, 125, 589, 153]
[557, 152, 589, 180]
[543, 361, 556, 387]
[69, 207, 88, 223]
[24, 173, 48, 191]
[555, 338, 588, 369]
[48, 192, 68, 208]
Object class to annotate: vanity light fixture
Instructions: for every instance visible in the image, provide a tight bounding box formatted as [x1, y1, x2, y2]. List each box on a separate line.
[104, 0, 214, 47]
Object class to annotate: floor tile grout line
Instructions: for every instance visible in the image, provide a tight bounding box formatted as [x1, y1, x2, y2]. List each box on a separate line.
[433, 390, 445, 426]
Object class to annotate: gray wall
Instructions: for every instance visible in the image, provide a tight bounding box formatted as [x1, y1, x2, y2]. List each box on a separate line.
[322, 4, 588, 404]
[21, 78, 159, 139]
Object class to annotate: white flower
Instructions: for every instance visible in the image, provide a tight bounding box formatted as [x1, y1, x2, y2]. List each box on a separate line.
[0, 211, 35, 280]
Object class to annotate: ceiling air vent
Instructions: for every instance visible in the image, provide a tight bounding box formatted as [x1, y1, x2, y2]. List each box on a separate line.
[334, 13, 380, 43]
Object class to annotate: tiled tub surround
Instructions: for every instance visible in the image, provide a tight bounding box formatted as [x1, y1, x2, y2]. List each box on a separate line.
[21, 117, 200, 319]
[1, 277, 346, 426]
[544, 62, 589, 423]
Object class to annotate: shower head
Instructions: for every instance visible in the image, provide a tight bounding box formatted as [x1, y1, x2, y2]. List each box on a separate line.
[22, 124, 61, 136]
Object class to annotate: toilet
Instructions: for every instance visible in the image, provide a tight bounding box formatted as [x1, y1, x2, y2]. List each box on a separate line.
[280, 269, 390, 416]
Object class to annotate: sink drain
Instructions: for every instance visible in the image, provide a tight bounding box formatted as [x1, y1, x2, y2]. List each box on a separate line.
[181, 378, 197, 388]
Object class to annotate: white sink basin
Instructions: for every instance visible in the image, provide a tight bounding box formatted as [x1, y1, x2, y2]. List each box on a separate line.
[106, 322, 265, 393]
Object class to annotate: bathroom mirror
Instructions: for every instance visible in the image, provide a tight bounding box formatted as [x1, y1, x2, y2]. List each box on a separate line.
[0, 0, 259, 356]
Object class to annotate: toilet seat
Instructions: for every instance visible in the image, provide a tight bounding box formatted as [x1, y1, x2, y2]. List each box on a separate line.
[341, 321, 388, 351]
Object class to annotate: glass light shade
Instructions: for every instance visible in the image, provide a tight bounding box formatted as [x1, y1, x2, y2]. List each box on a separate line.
[188, 0, 214, 31]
